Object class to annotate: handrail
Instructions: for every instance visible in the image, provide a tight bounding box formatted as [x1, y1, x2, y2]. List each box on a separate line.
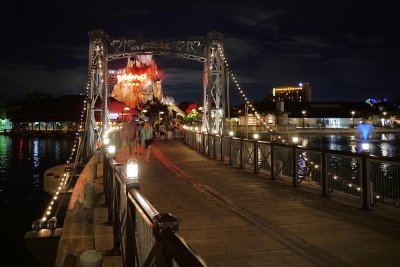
[102, 132, 207, 267]
[185, 129, 400, 217]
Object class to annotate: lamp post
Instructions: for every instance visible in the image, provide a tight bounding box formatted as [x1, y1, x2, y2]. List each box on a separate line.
[351, 110, 355, 128]
[302, 110, 306, 128]
[382, 111, 387, 127]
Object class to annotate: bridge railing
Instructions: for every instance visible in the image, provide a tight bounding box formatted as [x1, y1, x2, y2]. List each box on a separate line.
[103, 131, 207, 267]
[184, 130, 400, 217]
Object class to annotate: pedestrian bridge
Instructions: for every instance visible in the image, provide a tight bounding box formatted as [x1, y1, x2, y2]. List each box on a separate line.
[53, 131, 400, 267]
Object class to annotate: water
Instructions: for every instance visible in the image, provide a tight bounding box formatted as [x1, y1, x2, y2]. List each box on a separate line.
[296, 132, 400, 157]
[0, 135, 74, 266]
[249, 131, 400, 157]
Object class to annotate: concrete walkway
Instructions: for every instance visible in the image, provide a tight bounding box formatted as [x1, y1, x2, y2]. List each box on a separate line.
[57, 139, 400, 267]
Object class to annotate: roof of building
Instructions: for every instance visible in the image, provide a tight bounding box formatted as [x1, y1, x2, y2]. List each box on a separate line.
[8, 95, 86, 122]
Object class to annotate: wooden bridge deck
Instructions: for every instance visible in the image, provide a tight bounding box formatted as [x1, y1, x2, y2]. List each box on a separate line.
[57, 139, 400, 267]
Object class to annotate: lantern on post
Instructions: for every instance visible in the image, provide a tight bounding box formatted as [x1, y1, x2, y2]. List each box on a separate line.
[108, 145, 116, 158]
[126, 158, 139, 189]
[126, 158, 138, 179]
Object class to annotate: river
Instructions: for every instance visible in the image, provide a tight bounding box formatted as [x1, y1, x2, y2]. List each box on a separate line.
[243, 131, 400, 157]
[0, 135, 74, 266]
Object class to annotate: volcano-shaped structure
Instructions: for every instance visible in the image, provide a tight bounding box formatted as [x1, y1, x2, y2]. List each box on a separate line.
[111, 56, 163, 109]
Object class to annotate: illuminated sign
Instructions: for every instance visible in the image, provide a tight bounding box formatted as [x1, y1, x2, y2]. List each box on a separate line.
[117, 73, 147, 84]
[108, 113, 119, 120]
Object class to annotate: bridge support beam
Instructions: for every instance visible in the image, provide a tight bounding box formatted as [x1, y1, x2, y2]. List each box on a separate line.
[202, 31, 227, 135]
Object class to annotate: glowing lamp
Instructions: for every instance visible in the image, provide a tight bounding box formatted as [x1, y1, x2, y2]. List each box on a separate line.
[361, 142, 370, 152]
[103, 138, 110, 145]
[108, 145, 116, 158]
[195, 127, 199, 131]
[229, 131, 234, 137]
[292, 136, 299, 143]
[253, 133, 259, 140]
[126, 158, 138, 179]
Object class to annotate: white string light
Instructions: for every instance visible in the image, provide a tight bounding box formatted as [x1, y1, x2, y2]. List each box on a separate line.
[216, 44, 286, 143]
[35, 76, 91, 229]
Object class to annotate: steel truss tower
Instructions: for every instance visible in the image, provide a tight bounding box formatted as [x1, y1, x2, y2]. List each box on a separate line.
[83, 29, 227, 159]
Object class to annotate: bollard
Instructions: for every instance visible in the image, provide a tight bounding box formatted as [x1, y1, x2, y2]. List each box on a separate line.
[274, 160, 282, 178]
[83, 182, 95, 210]
[94, 150, 100, 164]
[80, 250, 103, 267]
[89, 164, 97, 180]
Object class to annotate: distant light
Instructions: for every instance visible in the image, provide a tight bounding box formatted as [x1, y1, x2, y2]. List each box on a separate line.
[292, 136, 299, 143]
[103, 138, 110, 145]
[299, 83, 303, 86]
[229, 131, 234, 137]
[253, 133, 259, 139]
[361, 142, 370, 152]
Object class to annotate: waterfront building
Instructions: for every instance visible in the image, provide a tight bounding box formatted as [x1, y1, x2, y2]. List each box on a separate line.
[7, 95, 86, 136]
[273, 82, 312, 102]
[229, 101, 398, 130]
[5, 95, 137, 136]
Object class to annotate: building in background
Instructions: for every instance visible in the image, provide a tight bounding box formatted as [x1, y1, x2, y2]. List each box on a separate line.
[107, 69, 124, 95]
[273, 82, 312, 102]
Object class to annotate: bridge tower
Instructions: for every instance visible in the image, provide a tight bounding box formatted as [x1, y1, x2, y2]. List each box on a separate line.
[78, 30, 228, 162]
[202, 31, 227, 135]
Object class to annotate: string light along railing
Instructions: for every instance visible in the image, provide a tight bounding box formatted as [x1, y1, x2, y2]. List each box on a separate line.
[215, 45, 328, 178]
[31, 78, 90, 233]
[216, 45, 287, 144]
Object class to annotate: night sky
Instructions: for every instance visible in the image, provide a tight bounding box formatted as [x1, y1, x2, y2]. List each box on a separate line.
[1, 0, 399, 104]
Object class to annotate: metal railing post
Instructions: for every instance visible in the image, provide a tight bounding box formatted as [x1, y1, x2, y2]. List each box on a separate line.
[103, 154, 109, 205]
[240, 138, 243, 169]
[213, 135, 217, 158]
[253, 140, 258, 174]
[202, 132, 205, 154]
[293, 147, 298, 187]
[220, 136, 223, 161]
[229, 137, 232, 165]
[271, 142, 275, 180]
[321, 150, 328, 197]
[153, 213, 179, 266]
[361, 152, 371, 210]
[207, 134, 210, 157]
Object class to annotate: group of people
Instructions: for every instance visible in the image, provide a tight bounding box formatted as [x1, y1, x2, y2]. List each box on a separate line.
[120, 116, 154, 162]
[120, 116, 185, 162]
[156, 121, 183, 141]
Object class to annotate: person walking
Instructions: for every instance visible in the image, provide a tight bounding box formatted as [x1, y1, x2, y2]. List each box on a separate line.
[136, 118, 145, 154]
[140, 121, 153, 162]
[159, 122, 167, 141]
[166, 122, 173, 140]
[120, 115, 137, 156]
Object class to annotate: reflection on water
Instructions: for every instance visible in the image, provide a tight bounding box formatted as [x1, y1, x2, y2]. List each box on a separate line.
[0, 135, 74, 267]
[293, 132, 400, 157]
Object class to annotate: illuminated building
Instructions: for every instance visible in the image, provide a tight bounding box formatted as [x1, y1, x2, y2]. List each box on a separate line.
[107, 69, 124, 95]
[273, 82, 312, 102]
